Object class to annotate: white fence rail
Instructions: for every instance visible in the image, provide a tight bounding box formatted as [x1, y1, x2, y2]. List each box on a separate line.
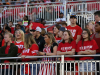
[0, 1, 100, 28]
[0, 55, 100, 75]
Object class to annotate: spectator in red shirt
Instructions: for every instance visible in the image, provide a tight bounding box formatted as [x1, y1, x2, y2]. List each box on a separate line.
[15, 29, 24, 55]
[66, 14, 82, 43]
[8, 21, 14, 34]
[76, 29, 98, 75]
[57, 30, 76, 75]
[53, 24, 61, 42]
[15, 29, 24, 75]
[2, 26, 14, 47]
[20, 33, 39, 75]
[0, 32, 18, 75]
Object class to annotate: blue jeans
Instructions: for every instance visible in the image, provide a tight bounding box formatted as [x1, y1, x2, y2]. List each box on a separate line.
[21, 64, 40, 75]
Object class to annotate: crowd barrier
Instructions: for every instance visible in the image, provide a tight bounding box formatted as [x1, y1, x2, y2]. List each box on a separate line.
[0, 55, 100, 75]
[0, 1, 100, 28]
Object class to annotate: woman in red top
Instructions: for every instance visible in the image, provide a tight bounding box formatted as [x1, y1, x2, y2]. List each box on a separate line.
[15, 29, 24, 55]
[20, 33, 39, 75]
[38, 32, 58, 75]
[57, 30, 76, 75]
[76, 29, 98, 75]
[53, 24, 61, 42]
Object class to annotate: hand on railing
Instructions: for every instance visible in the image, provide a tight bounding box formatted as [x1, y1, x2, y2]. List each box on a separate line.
[21, 55, 26, 59]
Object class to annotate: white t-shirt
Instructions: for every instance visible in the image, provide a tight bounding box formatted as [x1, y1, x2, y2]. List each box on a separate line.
[56, 18, 66, 22]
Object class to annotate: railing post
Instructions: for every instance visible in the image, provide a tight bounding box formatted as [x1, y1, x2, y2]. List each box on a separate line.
[64, 1, 66, 19]
[61, 55, 64, 75]
[25, 3, 28, 15]
[67, 13, 70, 26]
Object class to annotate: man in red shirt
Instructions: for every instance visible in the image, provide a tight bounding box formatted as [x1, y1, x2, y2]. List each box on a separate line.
[66, 14, 82, 43]
[0, 32, 18, 75]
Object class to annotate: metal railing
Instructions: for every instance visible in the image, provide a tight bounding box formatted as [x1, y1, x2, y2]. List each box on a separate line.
[0, 55, 100, 75]
[0, 1, 100, 28]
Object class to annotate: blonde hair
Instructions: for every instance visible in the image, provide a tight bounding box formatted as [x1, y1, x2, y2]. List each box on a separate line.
[45, 32, 56, 46]
[4, 32, 13, 41]
[15, 29, 24, 42]
[86, 21, 95, 28]
[24, 33, 37, 49]
[88, 21, 95, 25]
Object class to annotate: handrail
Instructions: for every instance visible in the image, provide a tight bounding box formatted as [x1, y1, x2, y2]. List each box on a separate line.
[0, 55, 100, 60]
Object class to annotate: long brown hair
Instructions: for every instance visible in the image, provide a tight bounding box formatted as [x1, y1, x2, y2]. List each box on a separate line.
[24, 33, 37, 49]
[62, 30, 74, 43]
[45, 32, 56, 46]
[82, 29, 91, 45]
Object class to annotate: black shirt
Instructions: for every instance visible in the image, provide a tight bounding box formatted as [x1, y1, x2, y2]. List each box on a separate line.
[50, 42, 58, 53]
[35, 35, 45, 52]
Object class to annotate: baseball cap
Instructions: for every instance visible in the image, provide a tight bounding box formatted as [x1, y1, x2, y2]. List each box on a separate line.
[30, 27, 42, 32]
[59, 27, 67, 32]
[70, 14, 77, 18]
[36, 27, 42, 32]
[17, 19, 22, 22]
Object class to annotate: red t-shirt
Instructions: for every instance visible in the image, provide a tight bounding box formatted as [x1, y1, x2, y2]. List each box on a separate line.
[76, 40, 98, 60]
[11, 27, 14, 34]
[93, 34, 100, 53]
[57, 41, 76, 61]
[55, 36, 61, 42]
[66, 25, 82, 40]
[15, 41, 24, 53]
[21, 44, 39, 62]
[4, 46, 10, 69]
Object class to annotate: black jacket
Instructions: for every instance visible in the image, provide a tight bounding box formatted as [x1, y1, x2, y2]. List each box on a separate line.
[0, 43, 18, 63]
[35, 35, 45, 52]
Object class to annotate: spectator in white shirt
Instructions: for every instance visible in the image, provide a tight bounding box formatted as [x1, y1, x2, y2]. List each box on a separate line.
[56, 13, 66, 25]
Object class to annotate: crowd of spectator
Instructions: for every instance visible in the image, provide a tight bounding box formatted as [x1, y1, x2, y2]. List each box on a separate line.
[0, 10, 100, 75]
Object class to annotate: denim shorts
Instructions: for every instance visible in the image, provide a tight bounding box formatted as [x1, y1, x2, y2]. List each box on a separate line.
[79, 59, 95, 72]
